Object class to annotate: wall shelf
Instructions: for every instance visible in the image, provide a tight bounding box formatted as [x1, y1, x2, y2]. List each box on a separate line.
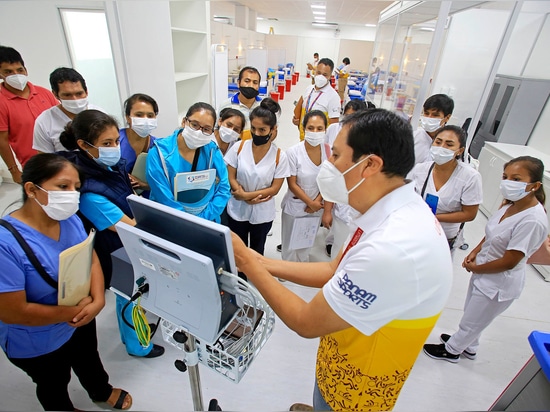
[171, 27, 207, 35]
[175, 72, 208, 82]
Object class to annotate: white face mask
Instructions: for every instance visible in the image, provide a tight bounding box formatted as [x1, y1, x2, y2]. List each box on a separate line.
[61, 97, 88, 114]
[430, 146, 457, 165]
[182, 126, 212, 150]
[130, 117, 157, 138]
[34, 185, 80, 221]
[5, 74, 28, 91]
[420, 116, 443, 133]
[500, 180, 533, 202]
[304, 131, 325, 147]
[314, 74, 329, 89]
[316, 155, 371, 204]
[218, 125, 240, 143]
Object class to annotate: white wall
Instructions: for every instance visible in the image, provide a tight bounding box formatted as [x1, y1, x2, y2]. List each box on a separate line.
[431, 8, 510, 127]
[211, 21, 267, 74]
[522, 13, 550, 153]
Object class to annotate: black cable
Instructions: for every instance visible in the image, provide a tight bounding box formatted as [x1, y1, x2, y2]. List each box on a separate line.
[121, 284, 149, 330]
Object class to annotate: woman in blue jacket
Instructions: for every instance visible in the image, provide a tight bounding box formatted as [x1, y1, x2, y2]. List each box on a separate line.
[58, 109, 164, 359]
[146, 102, 230, 223]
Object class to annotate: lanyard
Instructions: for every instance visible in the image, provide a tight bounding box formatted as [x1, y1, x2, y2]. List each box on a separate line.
[338, 227, 364, 265]
[305, 90, 323, 113]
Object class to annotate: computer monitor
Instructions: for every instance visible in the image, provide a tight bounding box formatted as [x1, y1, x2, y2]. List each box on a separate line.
[114, 195, 240, 344]
[128, 194, 237, 276]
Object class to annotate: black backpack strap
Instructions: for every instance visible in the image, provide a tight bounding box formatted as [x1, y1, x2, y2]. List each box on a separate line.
[0, 219, 58, 290]
[191, 147, 201, 172]
[421, 162, 436, 198]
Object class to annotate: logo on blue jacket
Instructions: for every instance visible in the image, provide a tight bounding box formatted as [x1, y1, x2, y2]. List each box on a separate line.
[338, 273, 377, 309]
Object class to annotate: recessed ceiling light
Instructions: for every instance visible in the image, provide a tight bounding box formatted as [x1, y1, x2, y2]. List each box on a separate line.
[312, 22, 338, 28]
[365, 24, 377, 27]
[314, 16, 326, 20]
[312, 11, 326, 15]
[420, 27, 435, 31]
[310, 3, 326, 9]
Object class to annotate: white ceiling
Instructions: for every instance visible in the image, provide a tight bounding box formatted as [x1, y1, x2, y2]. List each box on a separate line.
[210, 0, 394, 27]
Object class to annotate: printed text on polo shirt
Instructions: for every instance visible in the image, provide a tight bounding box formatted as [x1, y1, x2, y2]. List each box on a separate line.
[338, 273, 377, 309]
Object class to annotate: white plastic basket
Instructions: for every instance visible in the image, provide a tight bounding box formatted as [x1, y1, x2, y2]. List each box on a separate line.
[161, 270, 275, 384]
[161, 304, 275, 383]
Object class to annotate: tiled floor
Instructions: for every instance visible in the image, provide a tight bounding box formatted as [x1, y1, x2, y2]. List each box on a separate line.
[1, 79, 549, 411]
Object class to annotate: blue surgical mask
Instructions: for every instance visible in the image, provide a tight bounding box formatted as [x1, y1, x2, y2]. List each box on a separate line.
[87, 143, 121, 167]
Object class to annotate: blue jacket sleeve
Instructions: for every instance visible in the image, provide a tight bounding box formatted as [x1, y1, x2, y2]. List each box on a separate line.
[198, 148, 231, 222]
[146, 143, 185, 212]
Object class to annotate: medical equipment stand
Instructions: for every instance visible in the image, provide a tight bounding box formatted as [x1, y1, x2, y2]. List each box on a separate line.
[172, 331, 221, 411]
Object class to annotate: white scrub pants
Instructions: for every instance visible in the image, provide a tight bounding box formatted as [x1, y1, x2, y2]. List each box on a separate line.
[445, 278, 514, 355]
[281, 211, 313, 262]
[325, 215, 350, 257]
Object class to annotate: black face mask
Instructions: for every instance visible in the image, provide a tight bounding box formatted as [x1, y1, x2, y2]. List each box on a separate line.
[252, 132, 271, 146]
[239, 86, 259, 99]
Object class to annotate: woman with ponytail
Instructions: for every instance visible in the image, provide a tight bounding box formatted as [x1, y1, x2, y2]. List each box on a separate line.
[224, 98, 290, 255]
[424, 155, 548, 363]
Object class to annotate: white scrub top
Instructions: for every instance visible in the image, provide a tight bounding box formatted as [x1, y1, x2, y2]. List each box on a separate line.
[325, 122, 341, 148]
[411, 161, 483, 239]
[225, 140, 290, 224]
[473, 202, 547, 301]
[413, 127, 432, 165]
[281, 141, 328, 217]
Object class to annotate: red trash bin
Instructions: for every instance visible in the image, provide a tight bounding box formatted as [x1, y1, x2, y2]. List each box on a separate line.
[277, 84, 285, 100]
[285, 79, 291, 92]
[270, 91, 279, 102]
[295, 72, 300, 82]
[291, 73, 297, 85]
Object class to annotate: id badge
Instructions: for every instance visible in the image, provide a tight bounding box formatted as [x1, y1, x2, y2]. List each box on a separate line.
[425, 193, 439, 215]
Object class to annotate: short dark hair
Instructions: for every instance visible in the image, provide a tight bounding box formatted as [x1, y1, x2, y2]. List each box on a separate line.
[344, 100, 367, 114]
[314, 53, 319, 58]
[317, 58, 334, 71]
[250, 97, 280, 128]
[185, 102, 217, 127]
[303, 109, 327, 129]
[423, 94, 454, 117]
[342, 57, 350, 65]
[49, 67, 87, 95]
[124, 93, 159, 116]
[218, 107, 245, 130]
[21, 153, 84, 201]
[59, 109, 119, 150]
[238, 66, 261, 82]
[0, 46, 24, 66]
[341, 109, 414, 178]
[504, 156, 546, 205]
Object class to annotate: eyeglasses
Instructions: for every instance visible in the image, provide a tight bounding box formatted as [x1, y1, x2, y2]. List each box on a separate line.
[186, 119, 214, 136]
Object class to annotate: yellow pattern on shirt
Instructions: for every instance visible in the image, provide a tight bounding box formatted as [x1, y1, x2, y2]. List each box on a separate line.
[316, 314, 440, 411]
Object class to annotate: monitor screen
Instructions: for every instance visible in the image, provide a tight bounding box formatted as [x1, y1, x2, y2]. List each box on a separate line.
[127, 194, 237, 276]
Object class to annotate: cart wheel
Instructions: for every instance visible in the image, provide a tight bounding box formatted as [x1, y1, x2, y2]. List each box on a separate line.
[208, 398, 222, 411]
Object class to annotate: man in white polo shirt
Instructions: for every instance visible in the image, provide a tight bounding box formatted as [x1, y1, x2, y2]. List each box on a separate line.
[33, 67, 102, 153]
[293, 58, 340, 141]
[218, 66, 262, 141]
[232, 109, 453, 411]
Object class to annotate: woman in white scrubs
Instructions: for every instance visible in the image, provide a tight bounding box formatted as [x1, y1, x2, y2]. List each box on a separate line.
[410, 125, 483, 250]
[280, 110, 330, 262]
[424, 155, 548, 362]
[224, 98, 290, 255]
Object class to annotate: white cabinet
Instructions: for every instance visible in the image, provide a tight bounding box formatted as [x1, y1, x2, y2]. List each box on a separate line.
[170, 1, 211, 119]
[478, 142, 550, 281]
